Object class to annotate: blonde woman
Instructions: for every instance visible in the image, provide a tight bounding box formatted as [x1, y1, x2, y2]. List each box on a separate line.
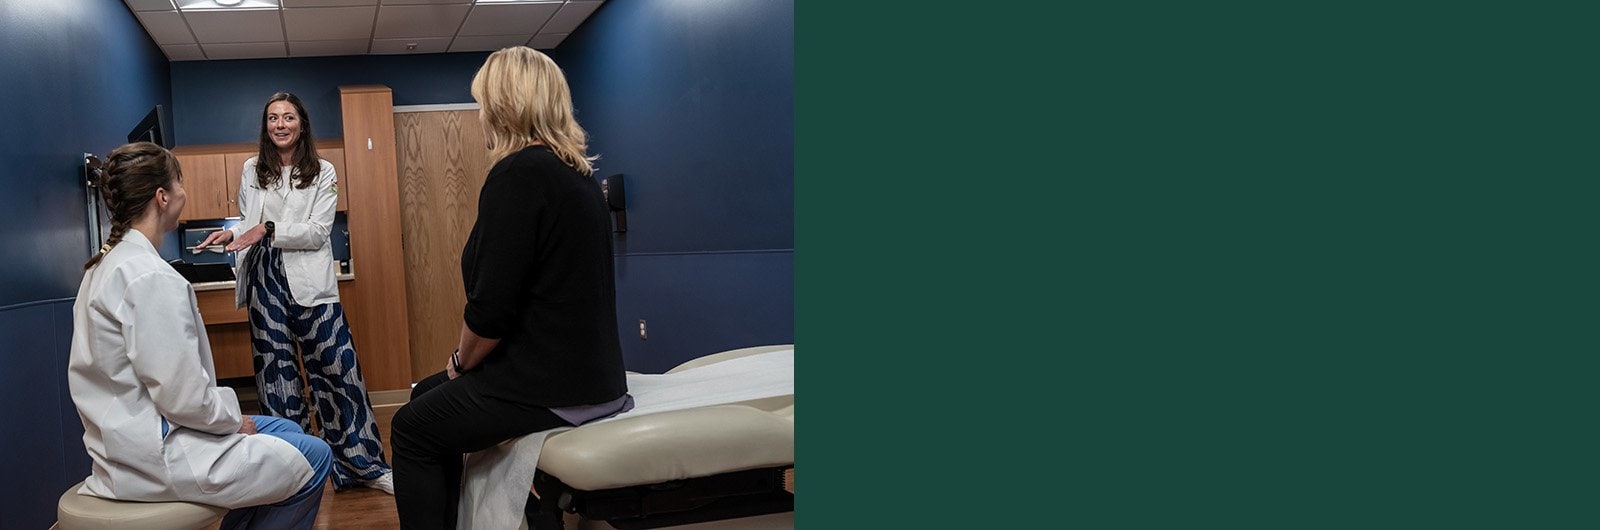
[391, 46, 631, 528]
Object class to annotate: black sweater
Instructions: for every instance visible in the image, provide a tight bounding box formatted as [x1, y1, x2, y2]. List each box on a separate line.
[460, 145, 626, 407]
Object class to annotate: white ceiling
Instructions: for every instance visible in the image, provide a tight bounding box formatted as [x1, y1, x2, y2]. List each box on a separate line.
[123, 0, 605, 62]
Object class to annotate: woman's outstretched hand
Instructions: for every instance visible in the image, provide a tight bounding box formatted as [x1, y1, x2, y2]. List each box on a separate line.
[225, 224, 268, 252]
[194, 229, 234, 253]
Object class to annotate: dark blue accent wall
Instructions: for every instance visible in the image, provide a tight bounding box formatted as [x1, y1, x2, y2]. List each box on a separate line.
[0, 299, 82, 528]
[549, 0, 794, 253]
[614, 251, 794, 373]
[0, 1, 170, 526]
[171, 53, 491, 145]
[551, 0, 794, 369]
[0, 0, 172, 306]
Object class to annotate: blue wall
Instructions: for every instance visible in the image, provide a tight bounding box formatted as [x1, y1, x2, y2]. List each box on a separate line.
[0, 0, 172, 306]
[612, 251, 794, 373]
[550, 0, 794, 254]
[552, 0, 794, 370]
[0, 0, 171, 526]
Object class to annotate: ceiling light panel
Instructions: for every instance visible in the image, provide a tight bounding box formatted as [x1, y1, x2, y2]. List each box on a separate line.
[382, 0, 470, 5]
[282, 0, 377, 6]
[177, 0, 280, 10]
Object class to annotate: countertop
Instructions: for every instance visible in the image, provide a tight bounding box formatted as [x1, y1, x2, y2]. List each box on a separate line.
[194, 272, 356, 292]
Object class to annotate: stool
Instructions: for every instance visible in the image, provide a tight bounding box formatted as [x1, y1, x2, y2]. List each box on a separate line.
[54, 480, 226, 530]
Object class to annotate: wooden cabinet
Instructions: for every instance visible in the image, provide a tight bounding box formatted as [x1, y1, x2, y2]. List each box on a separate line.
[172, 142, 348, 222]
[175, 153, 229, 221]
[196, 288, 252, 379]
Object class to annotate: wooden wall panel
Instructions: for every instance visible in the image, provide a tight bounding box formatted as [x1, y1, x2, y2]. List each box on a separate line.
[339, 85, 413, 390]
[394, 109, 490, 379]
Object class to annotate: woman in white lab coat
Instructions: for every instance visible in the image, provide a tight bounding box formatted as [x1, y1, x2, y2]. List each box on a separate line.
[194, 91, 394, 494]
[68, 142, 332, 529]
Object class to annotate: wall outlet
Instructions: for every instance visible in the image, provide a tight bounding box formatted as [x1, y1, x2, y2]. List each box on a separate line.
[639, 319, 648, 340]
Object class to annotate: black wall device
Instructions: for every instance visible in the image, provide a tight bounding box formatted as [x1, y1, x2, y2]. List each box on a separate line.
[601, 174, 626, 232]
[127, 105, 172, 148]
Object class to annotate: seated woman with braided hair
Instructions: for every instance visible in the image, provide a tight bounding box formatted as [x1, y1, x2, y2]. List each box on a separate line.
[66, 141, 332, 530]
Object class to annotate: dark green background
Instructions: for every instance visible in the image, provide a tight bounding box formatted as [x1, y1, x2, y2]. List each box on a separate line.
[806, 2, 1597, 527]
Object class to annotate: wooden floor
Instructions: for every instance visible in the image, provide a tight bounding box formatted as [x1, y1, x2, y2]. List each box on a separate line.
[205, 402, 403, 529]
[311, 402, 402, 529]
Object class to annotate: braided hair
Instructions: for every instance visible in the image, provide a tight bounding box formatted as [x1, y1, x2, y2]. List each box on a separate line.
[84, 142, 182, 270]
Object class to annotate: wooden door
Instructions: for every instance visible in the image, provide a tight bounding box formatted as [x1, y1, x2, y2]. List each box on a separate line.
[394, 109, 491, 380]
[177, 153, 228, 221]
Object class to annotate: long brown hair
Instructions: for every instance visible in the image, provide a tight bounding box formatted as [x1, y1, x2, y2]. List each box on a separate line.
[85, 142, 181, 270]
[254, 92, 320, 190]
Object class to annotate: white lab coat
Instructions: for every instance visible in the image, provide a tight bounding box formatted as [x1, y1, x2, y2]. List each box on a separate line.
[230, 157, 340, 307]
[67, 230, 312, 508]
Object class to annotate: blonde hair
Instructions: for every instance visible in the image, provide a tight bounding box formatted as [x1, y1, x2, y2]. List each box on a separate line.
[471, 46, 596, 175]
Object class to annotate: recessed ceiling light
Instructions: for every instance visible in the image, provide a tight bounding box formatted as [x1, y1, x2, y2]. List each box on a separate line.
[215, 0, 242, 6]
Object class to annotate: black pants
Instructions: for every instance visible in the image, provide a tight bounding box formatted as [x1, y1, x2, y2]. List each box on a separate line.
[392, 371, 567, 529]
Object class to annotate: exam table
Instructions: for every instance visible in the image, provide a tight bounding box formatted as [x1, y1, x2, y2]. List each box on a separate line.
[528, 345, 794, 529]
[466, 345, 794, 530]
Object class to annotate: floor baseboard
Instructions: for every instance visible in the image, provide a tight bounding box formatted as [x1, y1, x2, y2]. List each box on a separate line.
[370, 389, 410, 407]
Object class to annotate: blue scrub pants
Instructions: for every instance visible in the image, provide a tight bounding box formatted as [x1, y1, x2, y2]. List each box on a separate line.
[218, 415, 332, 530]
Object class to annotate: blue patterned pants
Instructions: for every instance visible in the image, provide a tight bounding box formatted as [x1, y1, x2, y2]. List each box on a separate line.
[245, 242, 391, 489]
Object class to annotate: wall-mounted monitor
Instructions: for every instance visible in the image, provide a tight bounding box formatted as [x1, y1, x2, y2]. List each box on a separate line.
[127, 105, 171, 148]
